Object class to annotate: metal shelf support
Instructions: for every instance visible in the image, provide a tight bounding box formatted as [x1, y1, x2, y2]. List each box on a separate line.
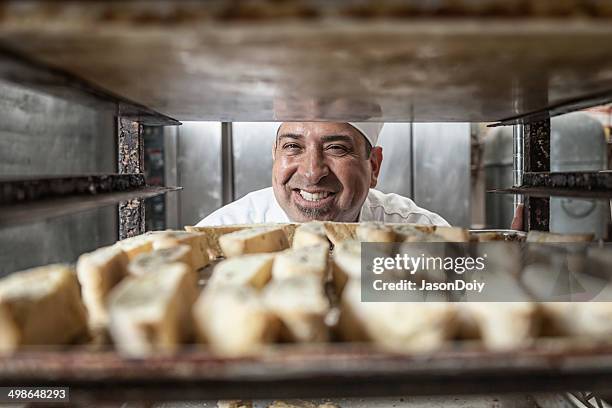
[118, 117, 145, 239]
[524, 119, 551, 231]
[513, 124, 525, 209]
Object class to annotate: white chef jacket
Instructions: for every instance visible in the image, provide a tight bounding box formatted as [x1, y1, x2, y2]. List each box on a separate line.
[196, 187, 450, 226]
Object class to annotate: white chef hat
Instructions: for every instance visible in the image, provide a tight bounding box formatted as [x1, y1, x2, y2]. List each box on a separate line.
[348, 122, 384, 146]
[274, 122, 384, 146]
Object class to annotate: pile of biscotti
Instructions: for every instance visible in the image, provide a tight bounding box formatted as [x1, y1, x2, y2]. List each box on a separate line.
[0, 222, 609, 357]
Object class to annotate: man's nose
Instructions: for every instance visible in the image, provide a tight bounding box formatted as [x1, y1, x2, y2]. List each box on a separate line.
[299, 149, 329, 184]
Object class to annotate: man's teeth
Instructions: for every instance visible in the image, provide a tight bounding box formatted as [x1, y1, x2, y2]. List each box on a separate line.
[299, 190, 331, 202]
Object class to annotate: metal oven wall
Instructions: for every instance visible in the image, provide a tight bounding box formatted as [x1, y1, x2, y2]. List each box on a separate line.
[232, 122, 279, 201]
[412, 123, 471, 227]
[0, 80, 117, 276]
[169, 122, 223, 227]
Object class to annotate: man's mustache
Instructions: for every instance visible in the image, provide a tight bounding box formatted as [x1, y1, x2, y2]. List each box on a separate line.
[286, 175, 342, 192]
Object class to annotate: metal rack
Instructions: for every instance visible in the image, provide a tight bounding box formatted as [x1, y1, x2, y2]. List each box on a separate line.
[2, 344, 612, 403]
[0, 45, 182, 238]
[1, 1, 611, 234]
[495, 171, 612, 195]
[1, 0, 612, 402]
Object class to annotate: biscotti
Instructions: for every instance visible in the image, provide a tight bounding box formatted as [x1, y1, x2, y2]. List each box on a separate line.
[323, 222, 358, 246]
[108, 262, 198, 356]
[193, 285, 279, 356]
[292, 222, 330, 249]
[146, 230, 209, 270]
[127, 244, 194, 276]
[338, 280, 457, 351]
[218, 226, 289, 258]
[113, 234, 155, 260]
[76, 246, 129, 329]
[186, 223, 297, 258]
[272, 244, 329, 282]
[207, 253, 275, 290]
[0, 264, 88, 352]
[263, 275, 330, 342]
[355, 222, 396, 243]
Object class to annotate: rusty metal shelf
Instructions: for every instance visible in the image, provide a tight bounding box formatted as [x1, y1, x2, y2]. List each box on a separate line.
[0, 174, 181, 227]
[0, 174, 146, 206]
[488, 187, 612, 199]
[1, 343, 612, 403]
[523, 171, 612, 190]
[1, 3, 612, 124]
[0, 45, 180, 126]
[487, 187, 612, 200]
[489, 171, 612, 199]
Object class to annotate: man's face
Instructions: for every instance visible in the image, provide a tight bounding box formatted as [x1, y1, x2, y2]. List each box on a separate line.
[272, 122, 382, 222]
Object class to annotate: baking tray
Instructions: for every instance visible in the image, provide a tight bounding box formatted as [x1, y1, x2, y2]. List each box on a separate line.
[2, 341, 612, 403]
[469, 229, 527, 241]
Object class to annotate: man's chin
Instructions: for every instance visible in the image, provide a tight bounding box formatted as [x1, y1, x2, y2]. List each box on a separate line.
[293, 203, 336, 221]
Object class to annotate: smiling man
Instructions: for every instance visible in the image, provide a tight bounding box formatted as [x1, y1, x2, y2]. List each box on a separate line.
[197, 122, 449, 226]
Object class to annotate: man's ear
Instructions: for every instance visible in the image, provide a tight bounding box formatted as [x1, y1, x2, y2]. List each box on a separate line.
[369, 146, 383, 188]
[272, 123, 283, 160]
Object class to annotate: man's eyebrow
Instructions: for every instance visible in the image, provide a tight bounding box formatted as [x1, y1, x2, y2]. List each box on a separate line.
[277, 134, 303, 142]
[321, 135, 354, 144]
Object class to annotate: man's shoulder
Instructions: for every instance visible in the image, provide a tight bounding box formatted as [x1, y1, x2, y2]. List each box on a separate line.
[362, 189, 450, 226]
[241, 186, 277, 202]
[364, 189, 422, 215]
[195, 187, 281, 226]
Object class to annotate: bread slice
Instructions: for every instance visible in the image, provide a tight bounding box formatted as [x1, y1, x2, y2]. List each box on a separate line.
[0, 264, 88, 352]
[292, 222, 330, 249]
[272, 244, 329, 282]
[193, 285, 279, 356]
[186, 223, 297, 258]
[218, 226, 289, 258]
[355, 222, 397, 243]
[433, 226, 470, 242]
[146, 230, 209, 270]
[323, 222, 358, 246]
[338, 280, 457, 351]
[207, 253, 275, 290]
[263, 275, 330, 342]
[128, 244, 194, 276]
[537, 302, 575, 336]
[217, 401, 253, 408]
[330, 262, 350, 297]
[186, 225, 249, 259]
[574, 302, 612, 337]
[541, 300, 612, 338]
[332, 240, 362, 281]
[108, 262, 198, 357]
[280, 224, 298, 246]
[113, 234, 155, 260]
[461, 302, 539, 350]
[390, 224, 432, 242]
[390, 223, 436, 235]
[526, 231, 594, 243]
[268, 401, 338, 408]
[77, 246, 129, 330]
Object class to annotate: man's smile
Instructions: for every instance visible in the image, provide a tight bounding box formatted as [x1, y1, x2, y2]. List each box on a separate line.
[291, 188, 337, 208]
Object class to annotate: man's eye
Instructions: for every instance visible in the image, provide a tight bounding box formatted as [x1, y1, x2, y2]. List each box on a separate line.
[326, 145, 350, 153]
[282, 143, 302, 152]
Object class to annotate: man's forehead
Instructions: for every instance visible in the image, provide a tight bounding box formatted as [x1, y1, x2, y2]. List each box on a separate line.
[277, 122, 361, 140]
